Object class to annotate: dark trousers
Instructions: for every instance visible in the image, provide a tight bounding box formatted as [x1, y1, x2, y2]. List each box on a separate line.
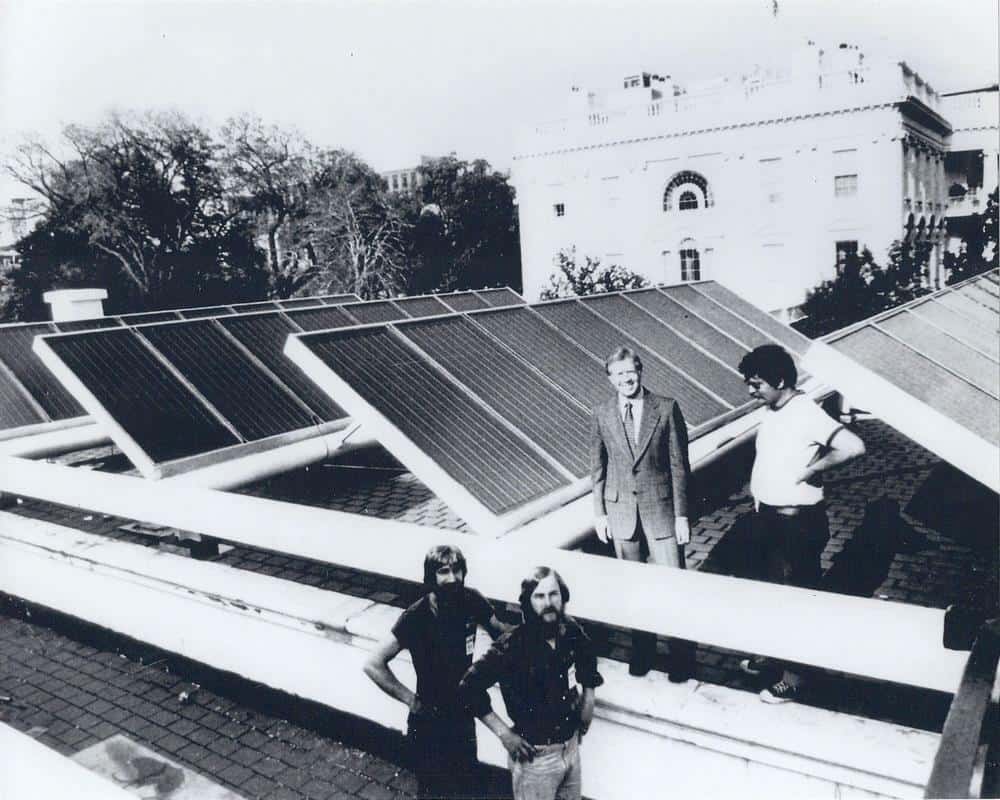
[408, 710, 481, 800]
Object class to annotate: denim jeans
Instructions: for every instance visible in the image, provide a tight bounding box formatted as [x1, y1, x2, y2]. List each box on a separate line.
[509, 734, 581, 800]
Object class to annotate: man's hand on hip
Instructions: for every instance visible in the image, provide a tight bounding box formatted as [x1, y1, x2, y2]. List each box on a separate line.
[594, 515, 609, 543]
[675, 517, 691, 546]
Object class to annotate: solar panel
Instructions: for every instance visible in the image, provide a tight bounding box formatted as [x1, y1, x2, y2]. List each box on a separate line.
[439, 292, 490, 312]
[877, 313, 999, 396]
[470, 307, 612, 411]
[139, 320, 318, 440]
[832, 327, 998, 444]
[581, 294, 746, 406]
[397, 315, 592, 476]
[37, 328, 240, 466]
[624, 289, 750, 368]
[660, 285, 775, 352]
[341, 300, 410, 325]
[393, 296, 453, 318]
[285, 305, 356, 332]
[0, 366, 46, 430]
[55, 317, 123, 332]
[278, 298, 326, 310]
[685, 282, 812, 355]
[474, 288, 526, 307]
[179, 306, 234, 320]
[290, 326, 571, 519]
[118, 311, 183, 325]
[233, 301, 282, 314]
[532, 300, 728, 426]
[217, 314, 345, 420]
[972, 276, 1000, 296]
[956, 283, 1000, 313]
[936, 291, 1000, 328]
[909, 299, 1000, 359]
[0, 324, 85, 420]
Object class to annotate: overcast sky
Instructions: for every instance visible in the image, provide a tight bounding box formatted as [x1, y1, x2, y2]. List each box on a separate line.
[1, 0, 997, 204]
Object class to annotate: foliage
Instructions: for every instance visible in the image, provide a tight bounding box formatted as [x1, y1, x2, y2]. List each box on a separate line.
[797, 239, 933, 338]
[400, 156, 521, 293]
[945, 187, 999, 284]
[539, 247, 648, 300]
[220, 114, 318, 296]
[3, 111, 268, 316]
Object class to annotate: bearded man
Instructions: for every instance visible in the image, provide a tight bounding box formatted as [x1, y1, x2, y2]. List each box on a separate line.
[458, 567, 603, 800]
[364, 545, 507, 799]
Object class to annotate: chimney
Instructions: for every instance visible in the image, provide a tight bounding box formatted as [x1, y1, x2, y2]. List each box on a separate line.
[43, 288, 108, 322]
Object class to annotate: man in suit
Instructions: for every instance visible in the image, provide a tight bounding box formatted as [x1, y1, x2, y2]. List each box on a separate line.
[590, 346, 695, 679]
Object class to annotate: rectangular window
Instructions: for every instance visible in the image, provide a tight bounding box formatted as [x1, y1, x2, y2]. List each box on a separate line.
[680, 249, 701, 281]
[834, 174, 858, 197]
[553, 203, 565, 217]
[760, 157, 783, 204]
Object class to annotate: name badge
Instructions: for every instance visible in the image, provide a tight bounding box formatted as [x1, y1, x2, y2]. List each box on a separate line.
[466, 632, 476, 656]
[567, 664, 578, 691]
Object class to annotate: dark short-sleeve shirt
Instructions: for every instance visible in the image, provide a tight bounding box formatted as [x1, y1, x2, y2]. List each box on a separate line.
[392, 587, 495, 716]
[458, 618, 604, 744]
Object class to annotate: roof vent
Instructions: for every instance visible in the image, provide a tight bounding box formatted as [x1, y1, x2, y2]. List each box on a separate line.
[43, 288, 108, 322]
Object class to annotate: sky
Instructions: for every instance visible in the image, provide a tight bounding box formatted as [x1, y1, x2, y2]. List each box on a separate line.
[1, 0, 997, 205]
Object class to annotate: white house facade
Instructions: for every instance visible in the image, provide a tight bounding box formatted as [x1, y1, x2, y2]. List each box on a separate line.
[512, 45, 956, 315]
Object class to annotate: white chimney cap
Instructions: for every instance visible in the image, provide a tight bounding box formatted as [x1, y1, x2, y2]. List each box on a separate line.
[43, 288, 109, 322]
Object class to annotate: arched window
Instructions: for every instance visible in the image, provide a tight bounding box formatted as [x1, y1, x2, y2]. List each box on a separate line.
[663, 171, 713, 212]
[679, 239, 701, 281]
[678, 190, 699, 210]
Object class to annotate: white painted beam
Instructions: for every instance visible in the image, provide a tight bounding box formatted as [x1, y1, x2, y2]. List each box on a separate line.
[0, 516, 940, 800]
[0, 457, 969, 694]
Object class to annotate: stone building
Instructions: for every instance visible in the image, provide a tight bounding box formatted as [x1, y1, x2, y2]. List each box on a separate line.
[512, 43, 964, 316]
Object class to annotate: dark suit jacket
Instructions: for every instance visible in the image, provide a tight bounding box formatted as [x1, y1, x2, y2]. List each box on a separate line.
[590, 389, 691, 541]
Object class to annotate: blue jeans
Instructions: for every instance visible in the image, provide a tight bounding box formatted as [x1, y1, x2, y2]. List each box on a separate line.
[509, 734, 581, 800]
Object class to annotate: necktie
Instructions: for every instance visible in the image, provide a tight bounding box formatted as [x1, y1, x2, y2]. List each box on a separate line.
[624, 402, 637, 454]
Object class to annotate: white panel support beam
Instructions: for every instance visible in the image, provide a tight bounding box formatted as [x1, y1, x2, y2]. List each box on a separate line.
[802, 341, 1000, 491]
[0, 459, 968, 694]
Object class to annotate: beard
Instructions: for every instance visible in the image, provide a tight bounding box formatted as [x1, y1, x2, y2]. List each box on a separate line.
[536, 607, 563, 637]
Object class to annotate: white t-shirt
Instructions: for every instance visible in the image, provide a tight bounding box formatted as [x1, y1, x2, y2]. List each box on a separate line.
[750, 393, 842, 507]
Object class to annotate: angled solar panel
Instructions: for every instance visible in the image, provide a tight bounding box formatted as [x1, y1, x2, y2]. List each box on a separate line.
[396, 315, 592, 477]
[138, 320, 318, 440]
[55, 317, 124, 333]
[532, 299, 728, 426]
[474, 288, 527, 307]
[277, 298, 326, 310]
[287, 325, 572, 535]
[340, 300, 410, 325]
[0, 324, 86, 421]
[580, 293, 748, 407]
[469, 306, 612, 411]
[680, 282, 813, 356]
[806, 269, 1000, 491]
[217, 313, 345, 420]
[393, 295, 453, 318]
[438, 291, 490, 312]
[284, 305, 356, 332]
[179, 305, 235, 320]
[233, 301, 282, 314]
[118, 311, 183, 325]
[0, 365, 46, 431]
[34, 327, 241, 473]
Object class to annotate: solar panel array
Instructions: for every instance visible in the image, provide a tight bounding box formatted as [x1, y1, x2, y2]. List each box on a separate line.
[823, 270, 999, 447]
[0, 292, 362, 434]
[288, 280, 809, 534]
[28, 288, 528, 477]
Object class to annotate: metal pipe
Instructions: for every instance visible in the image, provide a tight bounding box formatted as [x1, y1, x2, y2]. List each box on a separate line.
[164, 424, 379, 490]
[0, 422, 110, 459]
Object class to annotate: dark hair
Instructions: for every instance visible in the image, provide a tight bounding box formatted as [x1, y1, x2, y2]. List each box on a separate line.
[605, 346, 642, 375]
[423, 545, 467, 589]
[738, 344, 797, 389]
[518, 566, 570, 623]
